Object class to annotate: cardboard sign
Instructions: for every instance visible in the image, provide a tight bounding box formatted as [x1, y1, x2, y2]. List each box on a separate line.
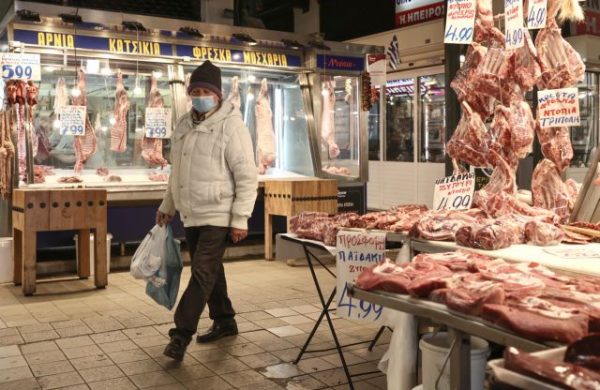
[145, 107, 172, 139]
[433, 173, 475, 211]
[1, 53, 41, 81]
[505, 0, 525, 49]
[336, 230, 385, 322]
[537, 88, 580, 128]
[444, 0, 476, 44]
[544, 247, 600, 259]
[367, 54, 386, 86]
[58, 106, 86, 136]
[527, 0, 547, 29]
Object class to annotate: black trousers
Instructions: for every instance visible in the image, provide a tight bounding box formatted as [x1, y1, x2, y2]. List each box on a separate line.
[170, 226, 235, 340]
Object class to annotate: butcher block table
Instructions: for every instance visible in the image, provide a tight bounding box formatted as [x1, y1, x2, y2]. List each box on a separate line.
[12, 188, 108, 295]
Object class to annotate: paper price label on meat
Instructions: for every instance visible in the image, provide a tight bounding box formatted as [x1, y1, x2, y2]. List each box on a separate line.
[505, 0, 525, 49]
[433, 173, 475, 211]
[444, 0, 476, 44]
[537, 88, 580, 128]
[526, 0, 547, 29]
[1, 53, 41, 81]
[145, 107, 172, 139]
[58, 106, 86, 136]
[336, 230, 385, 323]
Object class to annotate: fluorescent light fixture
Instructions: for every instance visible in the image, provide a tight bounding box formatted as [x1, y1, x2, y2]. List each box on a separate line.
[17, 10, 40, 22]
[122, 21, 146, 32]
[86, 59, 100, 74]
[44, 66, 57, 73]
[100, 66, 112, 76]
[152, 70, 163, 79]
[101, 126, 108, 132]
[247, 75, 256, 83]
[133, 85, 142, 96]
[232, 33, 257, 46]
[281, 39, 303, 50]
[246, 92, 255, 101]
[109, 116, 116, 125]
[232, 53, 242, 61]
[71, 87, 81, 97]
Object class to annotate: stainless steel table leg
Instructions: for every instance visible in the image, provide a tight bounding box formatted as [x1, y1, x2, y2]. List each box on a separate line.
[449, 328, 471, 390]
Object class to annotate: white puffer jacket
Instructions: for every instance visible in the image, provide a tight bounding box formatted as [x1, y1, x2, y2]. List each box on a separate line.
[158, 101, 258, 230]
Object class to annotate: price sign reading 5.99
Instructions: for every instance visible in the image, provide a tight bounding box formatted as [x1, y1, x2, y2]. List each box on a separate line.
[505, 0, 525, 49]
[444, 0, 477, 44]
[145, 107, 172, 139]
[1, 53, 41, 81]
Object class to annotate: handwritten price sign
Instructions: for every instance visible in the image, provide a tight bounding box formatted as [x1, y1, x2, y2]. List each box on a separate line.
[145, 107, 172, 139]
[433, 173, 475, 211]
[444, 0, 476, 44]
[336, 230, 385, 322]
[58, 106, 86, 136]
[505, 0, 525, 49]
[527, 0, 547, 29]
[1, 53, 41, 81]
[537, 88, 580, 128]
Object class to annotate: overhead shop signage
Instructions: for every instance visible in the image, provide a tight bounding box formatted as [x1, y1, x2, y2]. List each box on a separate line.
[13, 29, 173, 56]
[316, 54, 364, 71]
[395, 0, 446, 28]
[176, 44, 301, 68]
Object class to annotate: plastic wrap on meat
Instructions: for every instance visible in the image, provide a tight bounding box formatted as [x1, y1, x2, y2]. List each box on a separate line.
[536, 25, 585, 89]
[72, 69, 97, 173]
[474, 190, 559, 223]
[411, 208, 486, 241]
[524, 220, 564, 246]
[532, 159, 572, 223]
[447, 102, 490, 169]
[455, 221, 515, 250]
[481, 303, 588, 343]
[255, 78, 276, 174]
[483, 149, 517, 194]
[504, 347, 600, 389]
[509, 30, 542, 92]
[565, 334, 600, 371]
[444, 279, 506, 316]
[356, 259, 412, 294]
[110, 70, 129, 153]
[537, 125, 573, 172]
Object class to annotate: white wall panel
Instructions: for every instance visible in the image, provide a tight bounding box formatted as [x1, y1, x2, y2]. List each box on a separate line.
[416, 163, 445, 208]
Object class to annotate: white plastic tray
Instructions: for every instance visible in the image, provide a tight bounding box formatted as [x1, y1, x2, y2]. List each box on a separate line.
[488, 347, 566, 390]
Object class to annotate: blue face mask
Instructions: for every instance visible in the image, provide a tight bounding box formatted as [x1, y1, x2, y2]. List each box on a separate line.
[191, 96, 217, 113]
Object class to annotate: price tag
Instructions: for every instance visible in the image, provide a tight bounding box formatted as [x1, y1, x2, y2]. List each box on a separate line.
[58, 106, 86, 136]
[527, 0, 547, 29]
[1, 53, 41, 81]
[145, 107, 172, 139]
[537, 88, 580, 128]
[444, 0, 477, 44]
[336, 230, 385, 323]
[366, 53, 386, 86]
[433, 173, 475, 211]
[505, 0, 525, 49]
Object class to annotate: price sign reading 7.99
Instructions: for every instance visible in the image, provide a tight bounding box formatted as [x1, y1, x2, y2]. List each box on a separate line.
[336, 230, 386, 323]
[145, 107, 172, 139]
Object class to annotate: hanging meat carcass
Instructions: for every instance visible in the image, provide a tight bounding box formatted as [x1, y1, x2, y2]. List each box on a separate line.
[72, 69, 97, 173]
[447, 101, 491, 170]
[54, 77, 69, 114]
[532, 159, 573, 223]
[110, 69, 129, 153]
[26, 81, 40, 162]
[255, 78, 276, 174]
[321, 79, 340, 159]
[141, 76, 168, 167]
[0, 111, 15, 199]
[227, 76, 241, 110]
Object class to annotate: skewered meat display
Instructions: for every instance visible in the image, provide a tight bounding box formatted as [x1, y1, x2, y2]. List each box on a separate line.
[141, 76, 168, 167]
[356, 250, 600, 343]
[110, 70, 129, 153]
[0, 111, 15, 199]
[255, 78, 276, 174]
[72, 69, 97, 173]
[321, 79, 340, 159]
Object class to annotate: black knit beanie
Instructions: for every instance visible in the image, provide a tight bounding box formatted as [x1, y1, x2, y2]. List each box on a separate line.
[187, 60, 222, 99]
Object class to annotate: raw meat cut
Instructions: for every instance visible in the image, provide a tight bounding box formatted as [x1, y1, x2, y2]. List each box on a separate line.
[532, 159, 572, 223]
[57, 176, 83, 183]
[537, 125, 573, 172]
[321, 79, 340, 159]
[0, 111, 15, 199]
[565, 334, 600, 371]
[411, 208, 486, 241]
[504, 347, 600, 389]
[455, 220, 515, 250]
[508, 31, 542, 92]
[110, 70, 129, 153]
[524, 220, 564, 246]
[491, 101, 535, 162]
[322, 165, 351, 176]
[141, 76, 168, 167]
[72, 69, 97, 173]
[255, 78, 276, 174]
[474, 190, 559, 223]
[536, 25, 585, 90]
[26, 81, 39, 160]
[53, 77, 69, 114]
[104, 175, 122, 182]
[447, 102, 490, 170]
[96, 167, 109, 176]
[227, 76, 241, 110]
[482, 149, 517, 195]
[148, 172, 168, 182]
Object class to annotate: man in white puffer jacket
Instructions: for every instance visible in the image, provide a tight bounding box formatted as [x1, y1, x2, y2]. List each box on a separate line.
[156, 61, 258, 361]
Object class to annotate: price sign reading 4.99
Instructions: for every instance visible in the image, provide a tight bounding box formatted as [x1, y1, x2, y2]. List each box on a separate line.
[527, 0, 547, 29]
[336, 230, 385, 323]
[505, 0, 525, 49]
[433, 173, 475, 211]
[1, 53, 41, 81]
[145, 107, 172, 139]
[58, 106, 86, 136]
[444, 0, 477, 44]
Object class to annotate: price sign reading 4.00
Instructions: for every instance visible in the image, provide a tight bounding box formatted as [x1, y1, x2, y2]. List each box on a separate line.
[1, 53, 41, 81]
[433, 173, 475, 211]
[505, 0, 525, 49]
[527, 0, 547, 29]
[336, 230, 386, 323]
[145, 107, 172, 139]
[444, 0, 477, 45]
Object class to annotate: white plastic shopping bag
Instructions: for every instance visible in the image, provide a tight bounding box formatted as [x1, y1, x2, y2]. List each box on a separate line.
[378, 311, 418, 390]
[130, 225, 168, 282]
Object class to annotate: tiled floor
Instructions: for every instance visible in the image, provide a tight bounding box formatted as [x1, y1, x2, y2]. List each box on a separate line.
[0, 260, 390, 389]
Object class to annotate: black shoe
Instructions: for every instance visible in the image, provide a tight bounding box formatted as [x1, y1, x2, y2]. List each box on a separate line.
[196, 322, 238, 343]
[163, 336, 189, 361]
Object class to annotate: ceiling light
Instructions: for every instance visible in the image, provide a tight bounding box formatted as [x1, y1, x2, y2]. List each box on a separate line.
[85, 59, 100, 74]
[281, 39, 303, 50]
[109, 116, 116, 125]
[247, 75, 256, 83]
[152, 70, 163, 79]
[232, 33, 257, 46]
[101, 126, 108, 132]
[59, 13, 82, 24]
[122, 21, 146, 32]
[53, 119, 61, 129]
[100, 66, 112, 76]
[44, 66, 57, 73]
[179, 27, 204, 38]
[17, 10, 40, 22]
[71, 87, 81, 97]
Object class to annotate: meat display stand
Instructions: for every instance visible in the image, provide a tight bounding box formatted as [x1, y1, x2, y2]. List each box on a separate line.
[278, 233, 407, 390]
[349, 287, 551, 390]
[12, 188, 108, 296]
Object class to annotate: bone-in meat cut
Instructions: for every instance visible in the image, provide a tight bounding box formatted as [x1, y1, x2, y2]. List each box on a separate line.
[447, 102, 490, 169]
[110, 70, 129, 152]
[72, 69, 97, 173]
[141, 76, 168, 167]
[321, 79, 340, 159]
[532, 159, 573, 223]
[537, 125, 573, 172]
[255, 78, 276, 174]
